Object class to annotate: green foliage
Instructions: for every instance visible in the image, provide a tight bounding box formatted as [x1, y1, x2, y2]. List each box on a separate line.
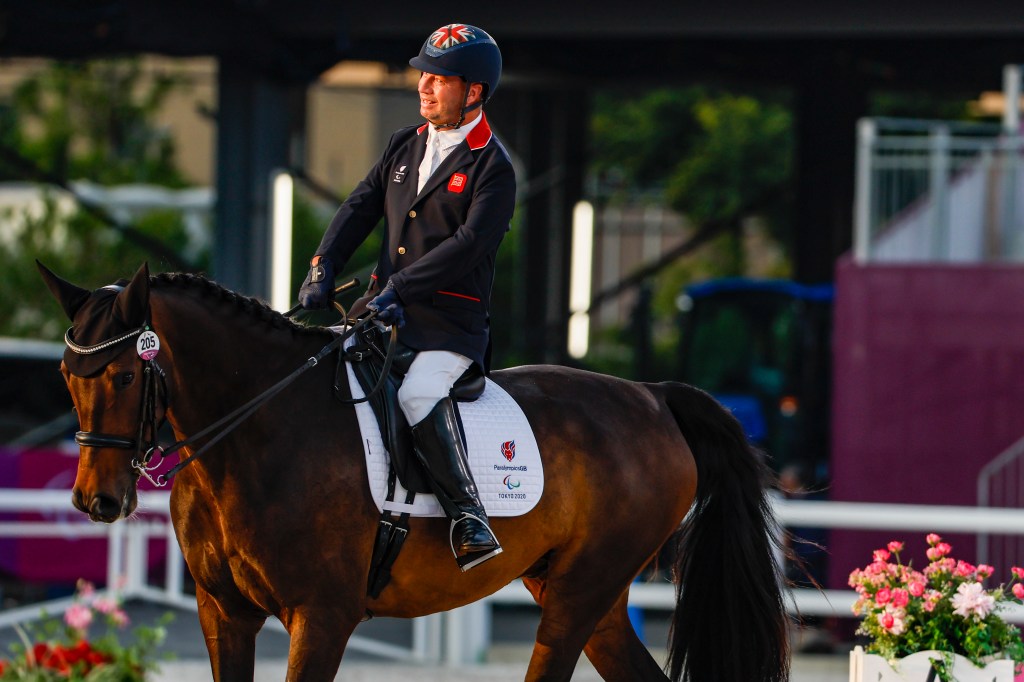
[869, 90, 974, 122]
[584, 86, 796, 378]
[0, 193, 194, 340]
[665, 94, 792, 226]
[590, 86, 793, 232]
[0, 582, 173, 681]
[590, 88, 704, 198]
[0, 58, 199, 339]
[3, 59, 188, 186]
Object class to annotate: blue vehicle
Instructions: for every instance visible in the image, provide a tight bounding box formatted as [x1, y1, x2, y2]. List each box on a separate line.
[677, 278, 834, 486]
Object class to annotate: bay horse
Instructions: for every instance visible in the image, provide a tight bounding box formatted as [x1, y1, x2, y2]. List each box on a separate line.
[38, 262, 790, 682]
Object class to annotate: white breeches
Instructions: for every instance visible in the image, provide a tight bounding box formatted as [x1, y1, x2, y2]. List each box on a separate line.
[398, 350, 472, 425]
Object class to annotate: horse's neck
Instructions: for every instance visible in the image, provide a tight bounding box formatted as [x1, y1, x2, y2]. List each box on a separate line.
[150, 289, 329, 443]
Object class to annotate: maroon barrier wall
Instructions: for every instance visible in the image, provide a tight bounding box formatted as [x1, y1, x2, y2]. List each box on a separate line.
[828, 257, 1024, 588]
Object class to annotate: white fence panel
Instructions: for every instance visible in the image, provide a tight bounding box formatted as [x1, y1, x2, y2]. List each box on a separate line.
[6, 490, 1024, 664]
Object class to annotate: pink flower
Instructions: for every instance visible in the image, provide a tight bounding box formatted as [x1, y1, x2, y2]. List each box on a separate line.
[1013, 584, 1024, 600]
[876, 587, 892, 605]
[976, 564, 994, 580]
[955, 561, 976, 577]
[64, 603, 93, 631]
[75, 579, 95, 601]
[1012, 566, 1024, 580]
[926, 533, 942, 546]
[110, 609, 130, 627]
[887, 541, 904, 554]
[93, 596, 118, 614]
[927, 542, 953, 561]
[908, 581, 925, 597]
[873, 549, 891, 563]
[876, 607, 906, 634]
[951, 582, 995, 620]
[891, 588, 910, 608]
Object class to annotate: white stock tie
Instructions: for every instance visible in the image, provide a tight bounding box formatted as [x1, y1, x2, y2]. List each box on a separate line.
[418, 135, 442, 194]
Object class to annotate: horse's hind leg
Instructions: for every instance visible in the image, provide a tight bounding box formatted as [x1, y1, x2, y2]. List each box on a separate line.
[520, 576, 592, 682]
[522, 570, 662, 682]
[583, 590, 668, 681]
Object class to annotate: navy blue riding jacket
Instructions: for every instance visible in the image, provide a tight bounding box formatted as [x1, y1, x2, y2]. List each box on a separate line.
[314, 114, 516, 371]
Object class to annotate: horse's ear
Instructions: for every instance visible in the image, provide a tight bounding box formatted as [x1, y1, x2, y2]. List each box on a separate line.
[37, 260, 91, 321]
[112, 263, 151, 326]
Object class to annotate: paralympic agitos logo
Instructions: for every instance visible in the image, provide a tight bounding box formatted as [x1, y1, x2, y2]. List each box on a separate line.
[502, 475, 521, 490]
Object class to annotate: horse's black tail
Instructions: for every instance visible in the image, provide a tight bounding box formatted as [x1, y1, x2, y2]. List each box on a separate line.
[661, 381, 790, 682]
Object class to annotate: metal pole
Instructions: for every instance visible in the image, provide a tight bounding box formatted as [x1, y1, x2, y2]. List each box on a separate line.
[269, 168, 294, 312]
[106, 523, 125, 590]
[929, 125, 951, 259]
[165, 521, 184, 601]
[1003, 64, 1021, 134]
[853, 118, 876, 263]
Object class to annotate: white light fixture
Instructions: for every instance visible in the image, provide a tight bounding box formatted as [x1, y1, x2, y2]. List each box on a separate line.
[270, 169, 294, 312]
[567, 200, 594, 359]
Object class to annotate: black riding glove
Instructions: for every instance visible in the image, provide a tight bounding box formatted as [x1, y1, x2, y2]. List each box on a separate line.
[297, 256, 335, 310]
[367, 282, 406, 328]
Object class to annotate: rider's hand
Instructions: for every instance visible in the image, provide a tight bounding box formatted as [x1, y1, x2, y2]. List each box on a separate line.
[297, 256, 335, 310]
[367, 282, 406, 328]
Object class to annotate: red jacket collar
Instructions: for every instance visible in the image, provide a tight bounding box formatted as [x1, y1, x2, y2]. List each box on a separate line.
[415, 113, 492, 151]
[466, 113, 492, 150]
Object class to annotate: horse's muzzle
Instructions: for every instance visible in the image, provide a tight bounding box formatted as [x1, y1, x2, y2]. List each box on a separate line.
[73, 488, 130, 523]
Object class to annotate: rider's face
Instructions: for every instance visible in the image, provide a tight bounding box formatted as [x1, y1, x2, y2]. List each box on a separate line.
[417, 72, 482, 126]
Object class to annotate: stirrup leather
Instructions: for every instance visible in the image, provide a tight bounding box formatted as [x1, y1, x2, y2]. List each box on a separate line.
[450, 512, 503, 572]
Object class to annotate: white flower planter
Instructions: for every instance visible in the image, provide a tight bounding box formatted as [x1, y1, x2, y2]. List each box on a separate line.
[849, 646, 1015, 682]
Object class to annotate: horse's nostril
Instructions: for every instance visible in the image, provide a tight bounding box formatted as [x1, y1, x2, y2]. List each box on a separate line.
[89, 493, 121, 521]
[72, 488, 87, 513]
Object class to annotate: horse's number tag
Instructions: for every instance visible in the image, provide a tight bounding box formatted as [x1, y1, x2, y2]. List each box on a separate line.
[137, 331, 160, 360]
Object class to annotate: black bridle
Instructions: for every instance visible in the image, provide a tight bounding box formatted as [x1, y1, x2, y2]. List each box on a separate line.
[66, 325, 169, 483]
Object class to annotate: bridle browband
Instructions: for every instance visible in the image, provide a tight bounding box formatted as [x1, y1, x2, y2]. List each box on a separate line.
[66, 293, 388, 487]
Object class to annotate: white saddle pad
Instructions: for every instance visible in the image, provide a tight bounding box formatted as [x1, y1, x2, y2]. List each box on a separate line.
[342, 337, 543, 518]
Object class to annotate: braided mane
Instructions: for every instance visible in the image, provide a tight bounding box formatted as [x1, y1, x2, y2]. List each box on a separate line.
[151, 272, 326, 335]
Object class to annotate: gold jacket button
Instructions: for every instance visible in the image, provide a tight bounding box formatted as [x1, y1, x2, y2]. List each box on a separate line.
[408, 210, 417, 218]
[398, 247, 407, 255]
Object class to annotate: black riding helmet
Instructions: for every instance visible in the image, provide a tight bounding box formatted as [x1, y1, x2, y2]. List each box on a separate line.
[409, 24, 502, 128]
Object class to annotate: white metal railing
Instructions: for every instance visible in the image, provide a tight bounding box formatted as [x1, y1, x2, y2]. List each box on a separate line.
[0, 489, 428, 661]
[460, 498, 1024, 664]
[6, 490, 1024, 665]
[853, 116, 1024, 264]
[977, 434, 1024, 577]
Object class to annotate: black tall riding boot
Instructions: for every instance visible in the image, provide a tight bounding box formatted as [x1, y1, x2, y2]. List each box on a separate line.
[411, 397, 502, 571]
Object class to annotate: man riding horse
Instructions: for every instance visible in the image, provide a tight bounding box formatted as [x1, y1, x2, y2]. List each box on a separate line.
[298, 23, 514, 571]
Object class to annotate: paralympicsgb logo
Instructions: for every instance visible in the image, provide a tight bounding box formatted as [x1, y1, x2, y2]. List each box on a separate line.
[501, 440, 516, 462]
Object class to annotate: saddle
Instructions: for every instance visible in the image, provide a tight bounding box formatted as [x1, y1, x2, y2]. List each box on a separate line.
[337, 323, 485, 599]
[338, 324, 485, 493]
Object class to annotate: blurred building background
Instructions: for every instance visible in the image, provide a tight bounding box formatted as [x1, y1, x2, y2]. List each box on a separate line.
[3, 1, 1024, 630]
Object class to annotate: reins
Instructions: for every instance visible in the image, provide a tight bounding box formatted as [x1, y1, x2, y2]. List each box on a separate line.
[150, 314, 381, 485]
[66, 278, 401, 487]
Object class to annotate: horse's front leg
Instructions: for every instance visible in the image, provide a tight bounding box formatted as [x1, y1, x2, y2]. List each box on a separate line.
[196, 585, 266, 681]
[282, 606, 361, 682]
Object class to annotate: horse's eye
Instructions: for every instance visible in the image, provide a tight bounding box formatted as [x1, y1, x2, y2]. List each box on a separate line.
[118, 372, 135, 387]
